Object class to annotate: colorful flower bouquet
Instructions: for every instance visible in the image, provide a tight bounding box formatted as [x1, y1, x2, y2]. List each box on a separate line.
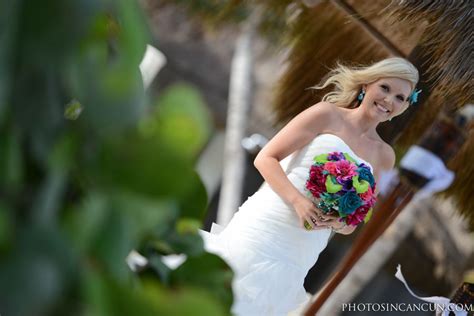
[305, 152, 377, 226]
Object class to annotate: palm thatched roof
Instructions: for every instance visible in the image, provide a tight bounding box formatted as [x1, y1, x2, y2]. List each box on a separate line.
[386, 0, 473, 103]
[147, 0, 474, 227]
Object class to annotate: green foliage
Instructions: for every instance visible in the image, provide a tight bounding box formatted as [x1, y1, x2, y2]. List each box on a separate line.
[0, 0, 232, 315]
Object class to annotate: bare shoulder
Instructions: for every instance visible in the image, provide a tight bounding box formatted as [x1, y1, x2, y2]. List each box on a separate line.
[255, 102, 340, 162]
[377, 141, 396, 171]
[302, 101, 341, 128]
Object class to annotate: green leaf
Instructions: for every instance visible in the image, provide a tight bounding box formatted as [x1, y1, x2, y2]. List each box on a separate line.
[0, 129, 23, 192]
[364, 208, 373, 224]
[178, 170, 208, 219]
[83, 268, 228, 316]
[170, 252, 234, 311]
[343, 152, 357, 163]
[90, 134, 198, 200]
[146, 254, 172, 284]
[176, 218, 202, 234]
[64, 99, 84, 120]
[164, 231, 205, 257]
[0, 226, 77, 316]
[63, 192, 110, 253]
[0, 201, 12, 249]
[313, 153, 329, 164]
[109, 191, 180, 243]
[141, 83, 213, 161]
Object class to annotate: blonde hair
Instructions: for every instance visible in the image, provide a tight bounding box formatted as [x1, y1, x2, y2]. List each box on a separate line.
[313, 57, 419, 107]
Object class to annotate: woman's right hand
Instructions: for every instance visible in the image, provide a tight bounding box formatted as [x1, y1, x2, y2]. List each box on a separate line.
[292, 196, 333, 230]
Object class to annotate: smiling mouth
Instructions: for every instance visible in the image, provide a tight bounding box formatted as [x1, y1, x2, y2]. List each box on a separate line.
[374, 102, 391, 114]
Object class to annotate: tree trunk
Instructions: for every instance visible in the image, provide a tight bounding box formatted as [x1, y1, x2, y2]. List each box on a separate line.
[217, 20, 256, 226]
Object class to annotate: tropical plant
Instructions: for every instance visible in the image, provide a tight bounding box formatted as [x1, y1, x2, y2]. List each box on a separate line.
[0, 1, 232, 315]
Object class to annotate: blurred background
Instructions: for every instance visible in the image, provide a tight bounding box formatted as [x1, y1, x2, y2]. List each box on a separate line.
[0, 0, 472, 315]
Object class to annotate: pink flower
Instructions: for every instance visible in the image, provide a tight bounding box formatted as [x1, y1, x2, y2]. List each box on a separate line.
[323, 161, 338, 176]
[306, 165, 327, 198]
[344, 205, 370, 226]
[324, 160, 357, 181]
[360, 186, 376, 207]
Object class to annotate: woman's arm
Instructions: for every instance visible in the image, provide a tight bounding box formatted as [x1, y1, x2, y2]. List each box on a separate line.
[254, 102, 336, 229]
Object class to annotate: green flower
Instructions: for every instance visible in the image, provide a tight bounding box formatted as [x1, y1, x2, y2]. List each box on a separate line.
[352, 175, 369, 194]
[325, 176, 342, 193]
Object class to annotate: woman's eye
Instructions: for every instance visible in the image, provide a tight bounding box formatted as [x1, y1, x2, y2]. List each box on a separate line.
[397, 96, 404, 101]
[380, 85, 389, 91]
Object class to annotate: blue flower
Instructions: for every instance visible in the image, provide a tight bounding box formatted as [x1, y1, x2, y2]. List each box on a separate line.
[338, 191, 363, 215]
[357, 167, 375, 187]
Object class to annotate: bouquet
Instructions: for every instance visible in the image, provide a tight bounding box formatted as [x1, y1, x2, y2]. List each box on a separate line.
[305, 152, 377, 226]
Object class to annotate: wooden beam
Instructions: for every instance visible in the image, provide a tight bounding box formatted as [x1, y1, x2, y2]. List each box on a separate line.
[331, 0, 406, 57]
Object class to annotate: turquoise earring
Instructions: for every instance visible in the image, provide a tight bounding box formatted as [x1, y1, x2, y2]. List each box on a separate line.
[408, 89, 422, 105]
[357, 89, 365, 101]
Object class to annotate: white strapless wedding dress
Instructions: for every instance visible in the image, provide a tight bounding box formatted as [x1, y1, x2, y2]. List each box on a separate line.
[199, 134, 374, 315]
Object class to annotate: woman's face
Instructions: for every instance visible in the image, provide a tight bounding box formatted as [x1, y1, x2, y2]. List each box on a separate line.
[362, 77, 413, 122]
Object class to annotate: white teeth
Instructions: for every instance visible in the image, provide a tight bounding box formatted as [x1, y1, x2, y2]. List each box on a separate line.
[375, 102, 390, 113]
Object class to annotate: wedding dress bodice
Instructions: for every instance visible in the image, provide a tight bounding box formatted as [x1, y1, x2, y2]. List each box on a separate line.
[286, 133, 374, 177]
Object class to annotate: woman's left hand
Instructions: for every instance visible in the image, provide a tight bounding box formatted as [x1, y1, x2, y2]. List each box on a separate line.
[313, 217, 344, 230]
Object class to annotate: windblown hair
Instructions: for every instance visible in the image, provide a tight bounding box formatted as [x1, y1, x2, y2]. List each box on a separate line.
[313, 57, 419, 107]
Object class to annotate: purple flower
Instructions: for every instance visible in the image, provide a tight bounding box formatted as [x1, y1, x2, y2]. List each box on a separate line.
[328, 152, 345, 161]
[340, 179, 353, 191]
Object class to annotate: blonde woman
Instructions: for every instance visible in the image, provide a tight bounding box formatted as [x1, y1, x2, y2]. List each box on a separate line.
[200, 57, 419, 315]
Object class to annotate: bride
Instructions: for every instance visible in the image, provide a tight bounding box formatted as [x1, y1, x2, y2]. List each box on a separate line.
[200, 57, 419, 315]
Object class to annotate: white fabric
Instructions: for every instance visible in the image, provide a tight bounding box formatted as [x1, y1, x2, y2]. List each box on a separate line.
[395, 265, 468, 316]
[199, 133, 373, 315]
[400, 146, 455, 201]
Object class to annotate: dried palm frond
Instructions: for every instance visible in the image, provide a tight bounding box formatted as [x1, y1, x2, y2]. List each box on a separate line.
[385, 0, 474, 108]
[272, 1, 388, 124]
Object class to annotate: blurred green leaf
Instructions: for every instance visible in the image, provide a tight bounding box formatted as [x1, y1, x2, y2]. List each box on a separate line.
[171, 252, 234, 311]
[82, 268, 161, 316]
[0, 226, 77, 316]
[89, 134, 200, 202]
[0, 0, 21, 122]
[0, 129, 23, 193]
[83, 268, 227, 316]
[109, 192, 179, 243]
[63, 192, 110, 253]
[140, 83, 213, 160]
[91, 208, 134, 282]
[176, 217, 202, 234]
[164, 230, 205, 257]
[64, 99, 84, 120]
[0, 201, 12, 250]
[178, 169, 208, 219]
[146, 253, 172, 284]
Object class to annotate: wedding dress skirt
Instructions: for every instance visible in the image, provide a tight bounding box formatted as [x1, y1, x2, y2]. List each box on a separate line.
[199, 134, 374, 315]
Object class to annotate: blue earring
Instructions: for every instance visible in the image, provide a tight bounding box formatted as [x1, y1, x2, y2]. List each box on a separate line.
[357, 89, 365, 101]
[408, 89, 422, 105]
